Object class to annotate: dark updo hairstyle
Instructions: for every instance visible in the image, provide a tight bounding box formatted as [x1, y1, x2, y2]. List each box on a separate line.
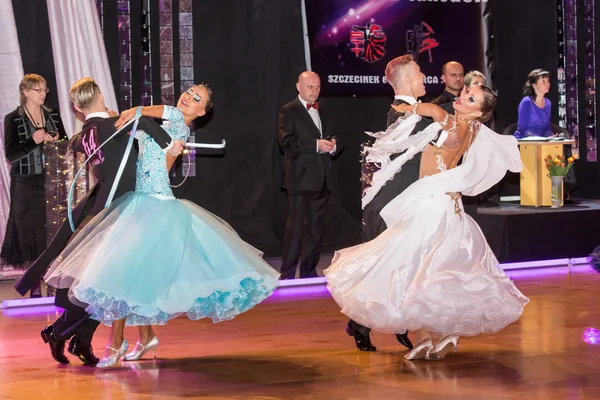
[194, 81, 213, 111]
[477, 85, 497, 123]
[523, 69, 550, 98]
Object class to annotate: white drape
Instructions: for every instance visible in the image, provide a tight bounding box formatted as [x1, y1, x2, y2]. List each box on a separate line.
[46, 0, 118, 137]
[0, 0, 25, 265]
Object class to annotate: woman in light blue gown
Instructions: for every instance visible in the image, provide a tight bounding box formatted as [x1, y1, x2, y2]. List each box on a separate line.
[44, 84, 280, 367]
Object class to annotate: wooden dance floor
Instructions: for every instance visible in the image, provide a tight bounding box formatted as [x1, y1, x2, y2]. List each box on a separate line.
[2, 265, 600, 399]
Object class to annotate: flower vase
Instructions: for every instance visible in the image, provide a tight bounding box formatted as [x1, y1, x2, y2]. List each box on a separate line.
[550, 175, 564, 208]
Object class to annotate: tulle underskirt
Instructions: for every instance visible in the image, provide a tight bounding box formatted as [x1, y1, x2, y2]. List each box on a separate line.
[44, 192, 280, 326]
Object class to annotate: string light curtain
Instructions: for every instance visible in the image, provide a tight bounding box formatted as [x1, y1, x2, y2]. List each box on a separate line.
[43, 142, 88, 242]
[97, 0, 197, 177]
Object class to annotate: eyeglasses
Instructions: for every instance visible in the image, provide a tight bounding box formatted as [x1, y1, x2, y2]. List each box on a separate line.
[30, 88, 49, 94]
[186, 88, 202, 103]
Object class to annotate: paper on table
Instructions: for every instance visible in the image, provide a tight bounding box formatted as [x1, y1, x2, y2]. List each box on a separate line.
[517, 136, 549, 142]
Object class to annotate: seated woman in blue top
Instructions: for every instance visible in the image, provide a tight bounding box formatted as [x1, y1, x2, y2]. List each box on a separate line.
[514, 69, 554, 139]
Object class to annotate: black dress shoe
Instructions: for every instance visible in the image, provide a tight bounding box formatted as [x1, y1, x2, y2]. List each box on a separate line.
[395, 332, 413, 350]
[68, 337, 99, 365]
[346, 323, 376, 352]
[41, 326, 70, 364]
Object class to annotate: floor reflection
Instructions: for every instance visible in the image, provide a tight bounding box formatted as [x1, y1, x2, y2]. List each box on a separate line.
[3, 268, 600, 399]
[80, 356, 321, 397]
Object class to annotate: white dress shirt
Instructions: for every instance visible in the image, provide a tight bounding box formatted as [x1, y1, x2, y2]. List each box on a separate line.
[298, 96, 322, 134]
[394, 95, 417, 105]
[85, 111, 110, 120]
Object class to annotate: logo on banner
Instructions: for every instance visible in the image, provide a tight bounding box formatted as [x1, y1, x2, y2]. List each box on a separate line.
[349, 22, 387, 63]
[406, 22, 439, 63]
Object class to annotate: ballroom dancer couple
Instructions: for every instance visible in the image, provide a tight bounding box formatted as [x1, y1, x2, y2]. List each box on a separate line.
[325, 55, 529, 360]
[21, 77, 279, 367]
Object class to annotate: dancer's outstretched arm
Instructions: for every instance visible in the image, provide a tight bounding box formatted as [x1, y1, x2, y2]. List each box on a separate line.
[391, 103, 456, 132]
[114, 105, 167, 129]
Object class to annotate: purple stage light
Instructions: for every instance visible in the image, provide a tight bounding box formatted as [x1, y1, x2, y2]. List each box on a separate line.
[2, 305, 62, 318]
[0, 257, 592, 313]
[583, 328, 600, 345]
[268, 284, 330, 300]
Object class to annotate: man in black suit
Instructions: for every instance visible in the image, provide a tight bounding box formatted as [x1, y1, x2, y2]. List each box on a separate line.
[278, 71, 338, 280]
[14, 78, 184, 365]
[350, 54, 438, 352]
[432, 61, 464, 105]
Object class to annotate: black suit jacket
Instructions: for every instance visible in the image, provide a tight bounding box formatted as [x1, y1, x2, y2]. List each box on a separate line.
[278, 98, 337, 194]
[68, 117, 171, 215]
[362, 99, 436, 241]
[15, 116, 172, 303]
[4, 106, 68, 175]
[432, 90, 457, 106]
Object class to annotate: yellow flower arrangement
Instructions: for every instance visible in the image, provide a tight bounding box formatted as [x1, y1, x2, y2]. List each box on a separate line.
[544, 154, 576, 176]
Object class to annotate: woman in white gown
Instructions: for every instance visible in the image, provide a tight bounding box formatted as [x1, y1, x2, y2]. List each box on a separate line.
[324, 85, 529, 360]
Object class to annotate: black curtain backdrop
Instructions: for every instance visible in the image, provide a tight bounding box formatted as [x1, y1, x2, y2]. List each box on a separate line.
[183, 0, 315, 256]
[181, 0, 367, 256]
[488, 0, 559, 133]
[11, 0, 598, 257]
[106, 0, 595, 256]
[489, 0, 599, 198]
[486, 0, 560, 198]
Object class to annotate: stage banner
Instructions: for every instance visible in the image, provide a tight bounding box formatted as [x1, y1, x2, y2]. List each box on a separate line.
[304, 0, 488, 97]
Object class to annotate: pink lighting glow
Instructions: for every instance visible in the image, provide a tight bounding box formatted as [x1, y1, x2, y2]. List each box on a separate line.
[583, 328, 600, 345]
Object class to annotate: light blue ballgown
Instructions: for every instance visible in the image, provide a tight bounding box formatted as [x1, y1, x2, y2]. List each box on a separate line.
[44, 106, 280, 326]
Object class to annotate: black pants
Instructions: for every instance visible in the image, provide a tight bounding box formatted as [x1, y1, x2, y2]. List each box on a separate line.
[362, 163, 420, 242]
[280, 185, 329, 279]
[353, 163, 420, 335]
[52, 289, 99, 345]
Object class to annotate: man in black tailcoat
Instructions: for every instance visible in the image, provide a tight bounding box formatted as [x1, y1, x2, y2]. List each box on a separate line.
[15, 78, 184, 365]
[351, 55, 444, 352]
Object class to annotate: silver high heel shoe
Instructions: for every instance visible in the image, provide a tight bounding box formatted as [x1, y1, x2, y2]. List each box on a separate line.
[123, 336, 159, 361]
[426, 335, 460, 360]
[404, 337, 433, 360]
[97, 339, 129, 368]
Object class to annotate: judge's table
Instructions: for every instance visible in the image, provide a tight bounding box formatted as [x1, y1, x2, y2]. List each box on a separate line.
[518, 138, 575, 207]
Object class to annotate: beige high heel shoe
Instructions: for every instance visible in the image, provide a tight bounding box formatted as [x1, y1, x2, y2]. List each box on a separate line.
[404, 337, 433, 360]
[426, 335, 460, 360]
[123, 336, 159, 361]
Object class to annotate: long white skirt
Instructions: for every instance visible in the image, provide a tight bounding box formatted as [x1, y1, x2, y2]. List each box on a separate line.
[324, 193, 528, 336]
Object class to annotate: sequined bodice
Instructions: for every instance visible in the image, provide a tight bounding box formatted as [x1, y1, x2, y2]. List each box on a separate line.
[419, 119, 479, 179]
[135, 106, 189, 196]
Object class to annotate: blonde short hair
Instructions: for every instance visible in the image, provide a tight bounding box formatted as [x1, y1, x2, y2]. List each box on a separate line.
[464, 70, 486, 87]
[19, 74, 47, 106]
[384, 54, 414, 85]
[69, 78, 101, 110]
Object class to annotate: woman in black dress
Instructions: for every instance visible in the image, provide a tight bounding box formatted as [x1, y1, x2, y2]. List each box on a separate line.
[2, 74, 67, 296]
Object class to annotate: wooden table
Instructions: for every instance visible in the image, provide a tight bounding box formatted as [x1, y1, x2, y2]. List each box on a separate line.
[518, 139, 574, 207]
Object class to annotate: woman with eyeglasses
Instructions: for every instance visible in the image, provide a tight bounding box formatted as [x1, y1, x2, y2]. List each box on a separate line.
[2, 74, 67, 296]
[44, 84, 280, 367]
